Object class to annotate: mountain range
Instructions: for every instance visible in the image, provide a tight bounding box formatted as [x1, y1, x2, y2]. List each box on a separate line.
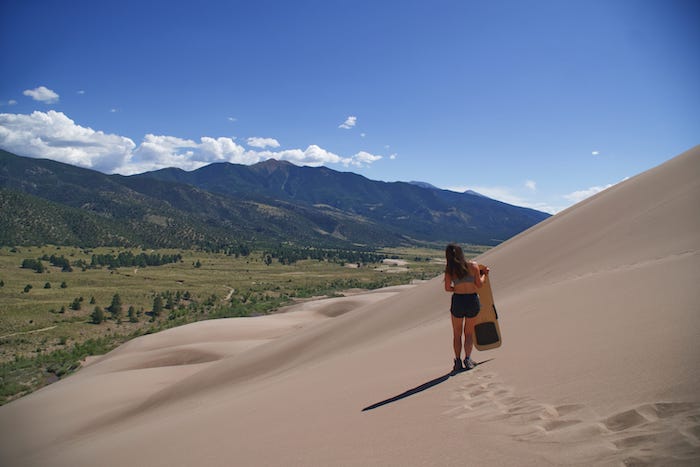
[0, 150, 550, 249]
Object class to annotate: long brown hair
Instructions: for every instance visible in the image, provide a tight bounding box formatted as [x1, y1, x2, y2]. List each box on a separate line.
[445, 243, 469, 279]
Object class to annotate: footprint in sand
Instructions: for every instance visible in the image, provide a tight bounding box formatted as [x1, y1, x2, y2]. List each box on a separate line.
[554, 403, 586, 417]
[603, 408, 649, 432]
[446, 370, 700, 466]
[541, 419, 583, 432]
[608, 403, 700, 466]
[446, 369, 520, 420]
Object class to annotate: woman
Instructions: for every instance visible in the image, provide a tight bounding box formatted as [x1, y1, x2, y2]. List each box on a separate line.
[444, 243, 489, 372]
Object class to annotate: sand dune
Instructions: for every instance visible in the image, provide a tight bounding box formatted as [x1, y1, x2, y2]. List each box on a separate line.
[1, 146, 699, 466]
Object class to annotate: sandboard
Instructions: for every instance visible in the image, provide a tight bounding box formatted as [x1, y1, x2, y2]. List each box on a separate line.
[473, 263, 502, 350]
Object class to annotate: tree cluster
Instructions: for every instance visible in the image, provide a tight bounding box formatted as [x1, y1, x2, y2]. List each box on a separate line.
[217, 243, 252, 257]
[20, 258, 44, 273]
[45, 254, 72, 272]
[262, 245, 387, 266]
[90, 251, 182, 269]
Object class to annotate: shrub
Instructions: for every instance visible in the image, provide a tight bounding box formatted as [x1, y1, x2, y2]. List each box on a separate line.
[91, 307, 104, 324]
[152, 295, 163, 316]
[108, 293, 122, 318]
[128, 306, 138, 323]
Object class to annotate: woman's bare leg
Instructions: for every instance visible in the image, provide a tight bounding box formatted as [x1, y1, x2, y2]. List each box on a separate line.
[451, 315, 464, 359]
[463, 317, 477, 359]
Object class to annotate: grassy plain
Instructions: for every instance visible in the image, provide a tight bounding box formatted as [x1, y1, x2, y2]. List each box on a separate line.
[0, 244, 493, 404]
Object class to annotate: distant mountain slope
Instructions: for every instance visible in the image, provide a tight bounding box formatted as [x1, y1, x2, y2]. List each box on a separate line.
[0, 150, 550, 248]
[0, 188, 132, 246]
[408, 181, 440, 190]
[137, 158, 550, 245]
[0, 150, 337, 248]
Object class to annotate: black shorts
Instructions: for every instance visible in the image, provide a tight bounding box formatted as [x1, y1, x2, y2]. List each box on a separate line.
[450, 293, 480, 319]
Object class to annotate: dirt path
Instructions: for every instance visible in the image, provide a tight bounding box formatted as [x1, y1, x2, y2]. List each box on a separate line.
[0, 325, 57, 339]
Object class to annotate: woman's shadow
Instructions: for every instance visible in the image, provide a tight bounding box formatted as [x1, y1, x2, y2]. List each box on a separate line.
[361, 359, 493, 411]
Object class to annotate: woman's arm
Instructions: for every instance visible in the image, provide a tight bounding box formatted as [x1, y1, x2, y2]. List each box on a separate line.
[444, 272, 454, 292]
[470, 261, 488, 288]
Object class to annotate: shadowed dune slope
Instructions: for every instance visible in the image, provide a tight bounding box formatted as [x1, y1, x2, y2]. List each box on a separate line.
[0, 146, 698, 466]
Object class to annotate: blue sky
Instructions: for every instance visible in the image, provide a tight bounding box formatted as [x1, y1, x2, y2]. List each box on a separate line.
[1, 0, 698, 213]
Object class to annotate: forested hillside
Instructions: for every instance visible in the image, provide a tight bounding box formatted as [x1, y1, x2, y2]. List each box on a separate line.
[0, 150, 550, 248]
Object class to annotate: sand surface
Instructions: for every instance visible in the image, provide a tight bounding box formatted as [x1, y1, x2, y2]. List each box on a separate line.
[1, 146, 699, 466]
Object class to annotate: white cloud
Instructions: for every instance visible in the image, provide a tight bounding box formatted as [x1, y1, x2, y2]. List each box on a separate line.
[338, 116, 357, 129]
[445, 179, 626, 214]
[0, 110, 135, 172]
[8, 100, 17, 106]
[351, 151, 382, 166]
[255, 147, 383, 168]
[228, 116, 237, 122]
[127, 134, 256, 174]
[592, 150, 600, 156]
[360, 132, 366, 138]
[563, 183, 614, 204]
[444, 184, 558, 214]
[201, 137, 257, 164]
[261, 145, 344, 167]
[246, 137, 280, 149]
[296, 145, 343, 165]
[129, 134, 200, 173]
[110, 108, 118, 113]
[389, 153, 397, 160]
[77, 90, 86, 95]
[0, 110, 384, 175]
[525, 180, 536, 190]
[23, 86, 59, 104]
[451, 185, 527, 206]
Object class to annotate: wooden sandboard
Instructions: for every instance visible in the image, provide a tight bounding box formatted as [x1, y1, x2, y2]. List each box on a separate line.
[473, 263, 502, 350]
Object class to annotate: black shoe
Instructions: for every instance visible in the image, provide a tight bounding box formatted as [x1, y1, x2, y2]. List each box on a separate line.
[453, 358, 464, 372]
[463, 356, 476, 370]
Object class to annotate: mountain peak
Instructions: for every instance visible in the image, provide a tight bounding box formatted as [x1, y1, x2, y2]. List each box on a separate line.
[255, 158, 293, 167]
[251, 158, 295, 175]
